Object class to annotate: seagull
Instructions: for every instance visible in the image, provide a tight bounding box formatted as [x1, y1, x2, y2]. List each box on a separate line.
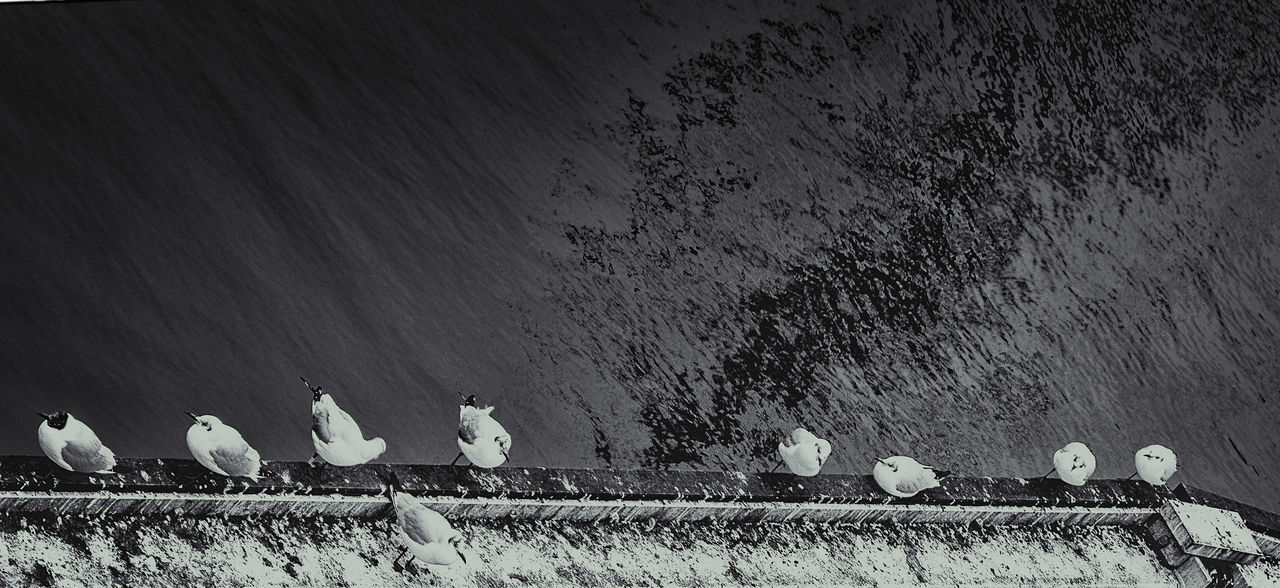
[385, 473, 467, 568]
[36, 412, 116, 474]
[776, 427, 831, 477]
[185, 412, 262, 480]
[872, 455, 949, 498]
[1134, 444, 1177, 485]
[1042, 442, 1096, 486]
[452, 395, 510, 468]
[303, 377, 386, 467]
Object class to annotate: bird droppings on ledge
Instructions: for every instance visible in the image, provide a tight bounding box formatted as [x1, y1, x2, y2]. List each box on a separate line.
[0, 511, 1188, 587]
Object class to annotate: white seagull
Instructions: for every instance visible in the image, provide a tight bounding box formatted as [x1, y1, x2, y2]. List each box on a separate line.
[303, 377, 386, 467]
[36, 412, 116, 473]
[873, 455, 949, 498]
[185, 412, 262, 480]
[387, 475, 467, 568]
[1044, 442, 1096, 486]
[452, 395, 511, 468]
[1134, 444, 1177, 485]
[776, 427, 832, 477]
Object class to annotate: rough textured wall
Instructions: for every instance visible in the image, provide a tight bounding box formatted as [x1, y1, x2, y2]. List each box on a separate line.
[0, 512, 1179, 587]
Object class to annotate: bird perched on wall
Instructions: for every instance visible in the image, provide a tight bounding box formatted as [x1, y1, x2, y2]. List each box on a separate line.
[873, 455, 949, 498]
[384, 472, 467, 569]
[302, 377, 386, 467]
[1043, 442, 1097, 486]
[776, 427, 832, 477]
[452, 395, 511, 468]
[185, 412, 262, 480]
[36, 412, 117, 474]
[1134, 444, 1177, 485]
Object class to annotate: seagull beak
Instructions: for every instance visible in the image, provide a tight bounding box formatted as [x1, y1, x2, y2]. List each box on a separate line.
[457, 550, 467, 564]
[35, 412, 50, 420]
[184, 412, 200, 422]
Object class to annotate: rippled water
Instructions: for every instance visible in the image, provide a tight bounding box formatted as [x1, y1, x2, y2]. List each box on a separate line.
[0, 1, 1277, 510]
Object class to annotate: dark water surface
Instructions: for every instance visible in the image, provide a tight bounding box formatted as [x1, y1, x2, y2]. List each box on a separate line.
[1, 1, 1278, 509]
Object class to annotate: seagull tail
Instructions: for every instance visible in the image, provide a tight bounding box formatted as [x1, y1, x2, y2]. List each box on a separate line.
[930, 469, 953, 480]
[107, 463, 136, 475]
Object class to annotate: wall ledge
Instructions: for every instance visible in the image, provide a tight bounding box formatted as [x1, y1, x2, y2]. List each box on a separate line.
[0, 456, 1273, 538]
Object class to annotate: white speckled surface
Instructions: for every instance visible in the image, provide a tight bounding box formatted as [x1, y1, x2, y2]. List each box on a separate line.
[0, 511, 1179, 587]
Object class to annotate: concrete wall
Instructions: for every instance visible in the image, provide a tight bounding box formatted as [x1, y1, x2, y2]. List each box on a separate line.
[0, 510, 1177, 587]
[0, 457, 1276, 586]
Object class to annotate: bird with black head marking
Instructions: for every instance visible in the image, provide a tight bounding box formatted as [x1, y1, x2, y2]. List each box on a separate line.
[185, 412, 262, 480]
[1134, 444, 1177, 485]
[776, 427, 831, 476]
[1043, 442, 1096, 486]
[303, 377, 386, 467]
[37, 411, 116, 474]
[873, 455, 950, 498]
[382, 471, 468, 569]
[452, 394, 511, 468]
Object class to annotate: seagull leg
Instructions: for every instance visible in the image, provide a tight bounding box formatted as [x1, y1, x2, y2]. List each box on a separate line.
[1127, 472, 1137, 480]
[308, 453, 324, 468]
[1041, 468, 1055, 480]
[770, 462, 782, 473]
[449, 452, 464, 466]
[392, 546, 409, 571]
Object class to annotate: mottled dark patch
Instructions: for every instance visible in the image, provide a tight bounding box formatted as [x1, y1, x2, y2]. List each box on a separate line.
[26, 562, 54, 587]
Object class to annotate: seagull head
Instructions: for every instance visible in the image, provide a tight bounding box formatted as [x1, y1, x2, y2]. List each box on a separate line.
[463, 394, 477, 407]
[449, 536, 467, 564]
[376, 469, 402, 501]
[185, 412, 218, 431]
[312, 385, 326, 403]
[36, 412, 69, 430]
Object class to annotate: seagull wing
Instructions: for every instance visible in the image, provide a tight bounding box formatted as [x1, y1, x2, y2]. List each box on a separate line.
[457, 410, 485, 445]
[59, 421, 114, 472]
[312, 402, 334, 444]
[332, 406, 365, 443]
[210, 432, 259, 477]
[400, 503, 451, 545]
[778, 442, 799, 460]
[61, 433, 112, 473]
[478, 416, 511, 455]
[457, 421, 477, 444]
[896, 469, 941, 496]
[816, 439, 832, 461]
[38, 429, 74, 471]
[495, 432, 512, 456]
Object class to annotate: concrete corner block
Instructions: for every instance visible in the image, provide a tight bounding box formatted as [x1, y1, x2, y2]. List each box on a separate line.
[1160, 539, 1192, 568]
[1147, 517, 1176, 547]
[1229, 560, 1280, 588]
[1252, 532, 1280, 560]
[1172, 556, 1212, 588]
[1160, 500, 1261, 565]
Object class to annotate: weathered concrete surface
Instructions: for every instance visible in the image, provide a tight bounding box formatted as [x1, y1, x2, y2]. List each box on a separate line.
[0, 512, 1178, 587]
[1157, 500, 1260, 565]
[1174, 484, 1280, 540]
[2, 457, 1276, 586]
[1234, 557, 1280, 587]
